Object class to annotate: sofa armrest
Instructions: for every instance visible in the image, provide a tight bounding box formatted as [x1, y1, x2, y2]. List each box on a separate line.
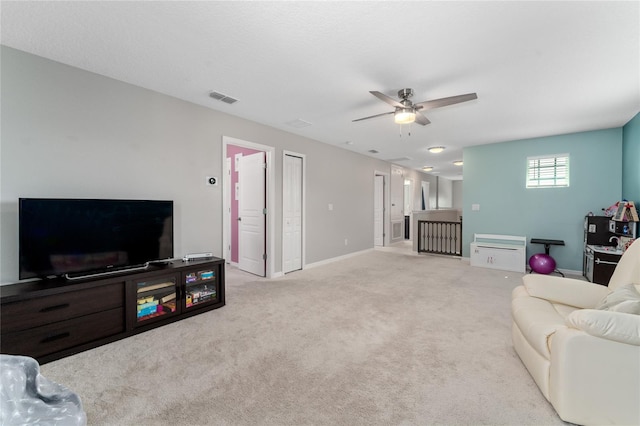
[566, 309, 640, 345]
[549, 326, 640, 425]
[522, 274, 610, 308]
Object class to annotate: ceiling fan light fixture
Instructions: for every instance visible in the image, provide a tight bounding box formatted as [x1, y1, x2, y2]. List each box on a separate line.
[428, 146, 445, 153]
[394, 108, 416, 124]
[422, 166, 434, 172]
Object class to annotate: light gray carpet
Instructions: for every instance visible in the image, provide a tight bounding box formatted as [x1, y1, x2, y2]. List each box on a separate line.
[41, 249, 566, 425]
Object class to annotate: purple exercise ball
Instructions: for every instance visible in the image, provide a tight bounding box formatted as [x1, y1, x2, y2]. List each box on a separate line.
[529, 253, 556, 274]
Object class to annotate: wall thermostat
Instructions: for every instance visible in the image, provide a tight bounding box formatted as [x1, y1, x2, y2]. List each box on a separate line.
[206, 176, 218, 186]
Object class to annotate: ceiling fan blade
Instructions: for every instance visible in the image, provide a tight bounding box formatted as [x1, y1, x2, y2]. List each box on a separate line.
[352, 111, 394, 122]
[370, 91, 404, 108]
[414, 111, 431, 126]
[414, 93, 478, 111]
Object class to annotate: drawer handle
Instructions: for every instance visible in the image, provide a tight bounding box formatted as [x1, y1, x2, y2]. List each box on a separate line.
[595, 258, 618, 266]
[40, 303, 70, 313]
[40, 332, 70, 343]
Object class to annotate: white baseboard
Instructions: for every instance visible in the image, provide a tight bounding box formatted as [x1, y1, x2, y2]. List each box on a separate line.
[304, 248, 375, 270]
[226, 260, 284, 279]
[236, 252, 583, 279]
[463, 257, 582, 277]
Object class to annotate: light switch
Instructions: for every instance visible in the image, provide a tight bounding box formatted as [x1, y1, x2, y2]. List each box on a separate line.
[328, 204, 333, 211]
[472, 204, 480, 211]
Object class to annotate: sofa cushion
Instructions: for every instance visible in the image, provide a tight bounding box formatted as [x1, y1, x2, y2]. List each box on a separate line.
[522, 274, 610, 309]
[595, 283, 640, 314]
[512, 296, 573, 359]
[565, 309, 640, 345]
[551, 302, 576, 319]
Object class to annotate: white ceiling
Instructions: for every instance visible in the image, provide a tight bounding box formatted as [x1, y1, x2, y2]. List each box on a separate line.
[2, 1, 639, 180]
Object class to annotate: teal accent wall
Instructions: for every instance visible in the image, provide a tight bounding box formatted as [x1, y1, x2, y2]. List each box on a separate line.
[462, 129, 622, 271]
[622, 112, 640, 204]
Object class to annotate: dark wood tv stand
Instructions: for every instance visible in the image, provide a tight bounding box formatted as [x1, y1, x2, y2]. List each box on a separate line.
[0, 258, 225, 364]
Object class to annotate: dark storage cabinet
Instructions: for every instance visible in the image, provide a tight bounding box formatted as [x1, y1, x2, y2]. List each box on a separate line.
[1, 258, 225, 363]
[592, 251, 621, 286]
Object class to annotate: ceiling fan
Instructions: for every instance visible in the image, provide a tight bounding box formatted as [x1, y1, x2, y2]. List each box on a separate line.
[353, 88, 477, 126]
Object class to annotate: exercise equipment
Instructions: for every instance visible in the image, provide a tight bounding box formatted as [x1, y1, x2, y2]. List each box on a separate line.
[529, 238, 565, 276]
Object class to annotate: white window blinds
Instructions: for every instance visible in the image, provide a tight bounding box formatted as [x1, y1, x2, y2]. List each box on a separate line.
[526, 154, 569, 188]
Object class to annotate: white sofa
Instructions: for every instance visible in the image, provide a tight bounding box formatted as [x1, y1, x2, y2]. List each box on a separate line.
[511, 238, 640, 425]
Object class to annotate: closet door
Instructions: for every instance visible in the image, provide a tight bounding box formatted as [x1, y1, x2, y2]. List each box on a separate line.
[283, 154, 303, 273]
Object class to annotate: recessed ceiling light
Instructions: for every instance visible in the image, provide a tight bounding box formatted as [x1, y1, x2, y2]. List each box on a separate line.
[422, 166, 434, 172]
[453, 160, 464, 166]
[345, 141, 354, 145]
[428, 146, 445, 153]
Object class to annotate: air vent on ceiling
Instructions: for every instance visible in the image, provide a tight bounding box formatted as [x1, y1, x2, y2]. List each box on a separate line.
[286, 119, 312, 128]
[209, 91, 238, 104]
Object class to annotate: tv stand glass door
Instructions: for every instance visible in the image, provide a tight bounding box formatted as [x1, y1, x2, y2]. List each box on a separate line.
[133, 274, 180, 326]
[183, 265, 219, 310]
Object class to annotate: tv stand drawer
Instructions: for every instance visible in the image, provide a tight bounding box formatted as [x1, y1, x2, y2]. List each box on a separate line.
[0, 307, 124, 359]
[1, 282, 124, 333]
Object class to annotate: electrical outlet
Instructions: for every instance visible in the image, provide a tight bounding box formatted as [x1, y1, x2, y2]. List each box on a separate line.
[472, 203, 480, 211]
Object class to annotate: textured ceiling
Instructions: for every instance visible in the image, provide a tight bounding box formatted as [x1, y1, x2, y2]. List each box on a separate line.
[2, 1, 639, 180]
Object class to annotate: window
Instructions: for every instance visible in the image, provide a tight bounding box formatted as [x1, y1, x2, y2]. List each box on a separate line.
[526, 154, 569, 188]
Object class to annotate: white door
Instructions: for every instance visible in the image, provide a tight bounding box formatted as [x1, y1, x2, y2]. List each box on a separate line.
[238, 152, 266, 276]
[224, 157, 232, 261]
[283, 154, 303, 273]
[374, 175, 384, 246]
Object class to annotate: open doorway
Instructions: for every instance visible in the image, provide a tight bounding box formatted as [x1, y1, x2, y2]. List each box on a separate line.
[222, 136, 275, 278]
[404, 178, 413, 239]
[374, 171, 390, 247]
[390, 166, 404, 243]
[421, 181, 430, 210]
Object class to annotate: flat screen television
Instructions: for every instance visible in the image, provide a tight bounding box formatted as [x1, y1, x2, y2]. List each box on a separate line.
[19, 198, 174, 280]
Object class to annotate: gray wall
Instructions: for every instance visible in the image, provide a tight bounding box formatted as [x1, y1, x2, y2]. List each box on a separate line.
[437, 177, 453, 208]
[0, 46, 439, 283]
[452, 180, 463, 209]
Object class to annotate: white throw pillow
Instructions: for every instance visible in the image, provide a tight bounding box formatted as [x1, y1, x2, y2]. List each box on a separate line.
[596, 283, 640, 314]
[566, 309, 640, 345]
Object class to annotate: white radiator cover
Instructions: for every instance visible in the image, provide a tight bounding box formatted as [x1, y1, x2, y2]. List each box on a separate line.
[470, 234, 527, 273]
